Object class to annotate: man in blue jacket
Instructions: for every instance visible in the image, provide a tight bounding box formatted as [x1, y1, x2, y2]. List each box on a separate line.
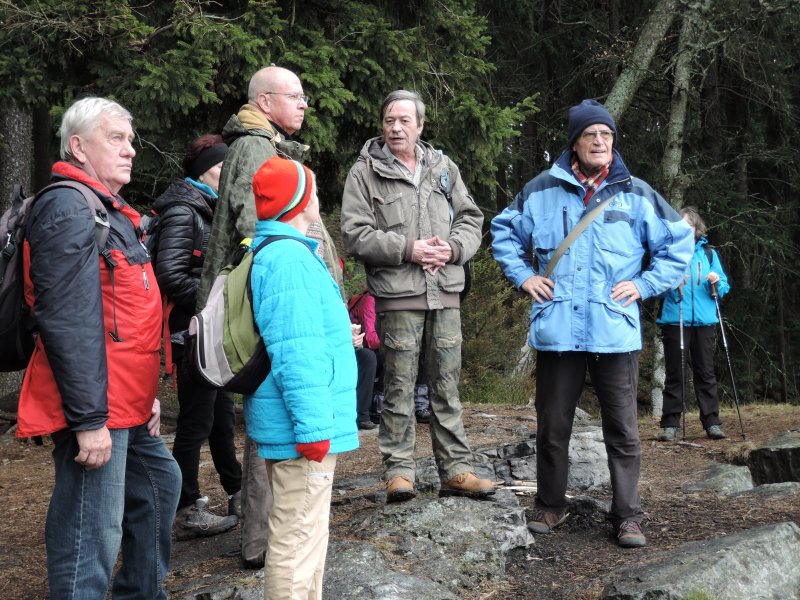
[491, 99, 693, 548]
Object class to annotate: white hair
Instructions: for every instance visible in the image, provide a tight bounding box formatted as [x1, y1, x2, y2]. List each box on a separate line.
[60, 97, 133, 161]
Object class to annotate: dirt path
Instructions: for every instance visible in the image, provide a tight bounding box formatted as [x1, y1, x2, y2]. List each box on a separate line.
[1, 403, 798, 599]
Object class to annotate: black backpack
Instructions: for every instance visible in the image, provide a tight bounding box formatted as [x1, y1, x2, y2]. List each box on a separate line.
[0, 182, 110, 371]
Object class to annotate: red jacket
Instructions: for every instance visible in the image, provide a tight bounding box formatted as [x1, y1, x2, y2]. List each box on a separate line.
[347, 291, 379, 351]
[17, 162, 162, 437]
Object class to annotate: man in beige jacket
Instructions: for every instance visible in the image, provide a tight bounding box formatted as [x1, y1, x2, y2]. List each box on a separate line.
[341, 90, 494, 503]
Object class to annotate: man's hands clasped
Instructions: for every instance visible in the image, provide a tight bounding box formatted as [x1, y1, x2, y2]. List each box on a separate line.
[412, 236, 452, 276]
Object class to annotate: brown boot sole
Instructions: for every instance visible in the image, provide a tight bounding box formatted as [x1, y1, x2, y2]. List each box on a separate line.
[438, 487, 496, 499]
[386, 489, 416, 503]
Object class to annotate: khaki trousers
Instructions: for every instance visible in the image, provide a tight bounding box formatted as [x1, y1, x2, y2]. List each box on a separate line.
[377, 309, 473, 482]
[264, 454, 336, 600]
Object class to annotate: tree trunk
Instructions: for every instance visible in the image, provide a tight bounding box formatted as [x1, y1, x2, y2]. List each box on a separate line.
[0, 98, 34, 395]
[604, 0, 679, 120]
[0, 97, 33, 211]
[659, 12, 697, 204]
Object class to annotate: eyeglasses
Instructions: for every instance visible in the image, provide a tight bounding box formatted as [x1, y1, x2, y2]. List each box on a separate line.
[264, 92, 310, 104]
[581, 130, 614, 142]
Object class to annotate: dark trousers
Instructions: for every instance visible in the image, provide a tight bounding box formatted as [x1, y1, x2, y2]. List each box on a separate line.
[660, 325, 721, 429]
[355, 347, 378, 422]
[172, 346, 242, 509]
[534, 351, 643, 524]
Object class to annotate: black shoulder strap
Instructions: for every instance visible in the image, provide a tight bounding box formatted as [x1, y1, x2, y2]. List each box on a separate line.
[245, 235, 315, 304]
[704, 245, 713, 263]
[37, 181, 110, 250]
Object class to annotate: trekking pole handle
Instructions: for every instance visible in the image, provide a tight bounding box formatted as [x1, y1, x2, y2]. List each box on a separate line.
[711, 281, 718, 298]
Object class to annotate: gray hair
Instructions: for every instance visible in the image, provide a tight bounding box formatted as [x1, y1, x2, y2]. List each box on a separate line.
[381, 90, 425, 125]
[60, 97, 133, 161]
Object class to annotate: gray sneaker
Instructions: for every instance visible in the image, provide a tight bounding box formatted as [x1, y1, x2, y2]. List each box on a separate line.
[175, 497, 238, 541]
[706, 425, 726, 440]
[658, 427, 679, 442]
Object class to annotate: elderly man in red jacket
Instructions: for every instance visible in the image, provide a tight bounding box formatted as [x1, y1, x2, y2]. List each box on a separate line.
[17, 97, 181, 599]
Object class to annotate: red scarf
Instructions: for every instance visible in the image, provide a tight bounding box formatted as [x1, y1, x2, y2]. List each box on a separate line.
[571, 157, 610, 206]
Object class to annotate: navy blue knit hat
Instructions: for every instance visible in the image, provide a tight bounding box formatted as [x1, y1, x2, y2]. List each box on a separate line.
[567, 100, 616, 148]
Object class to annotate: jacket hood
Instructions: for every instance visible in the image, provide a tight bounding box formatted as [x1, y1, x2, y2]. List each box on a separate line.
[153, 179, 214, 220]
[357, 136, 444, 175]
[221, 105, 278, 146]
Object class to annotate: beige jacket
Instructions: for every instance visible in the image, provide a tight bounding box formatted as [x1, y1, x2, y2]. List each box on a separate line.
[341, 138, 483, 310]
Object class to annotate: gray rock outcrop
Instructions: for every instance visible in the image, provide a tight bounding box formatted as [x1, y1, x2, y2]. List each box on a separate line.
[683, 462, 753, 495]
[601, 521, 800, 600]
[324, 489, 532, 598]
[747, 430, 800, 485]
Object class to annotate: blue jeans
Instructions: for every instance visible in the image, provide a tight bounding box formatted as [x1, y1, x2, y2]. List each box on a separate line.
[46, 425, 181, 599]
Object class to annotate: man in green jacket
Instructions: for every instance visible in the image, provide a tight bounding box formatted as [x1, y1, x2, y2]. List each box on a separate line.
[197, 64, 341, 569]
[341, 89, 495, 503]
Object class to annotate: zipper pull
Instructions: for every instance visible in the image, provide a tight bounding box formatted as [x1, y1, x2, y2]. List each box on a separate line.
[142, 266, 150, 290]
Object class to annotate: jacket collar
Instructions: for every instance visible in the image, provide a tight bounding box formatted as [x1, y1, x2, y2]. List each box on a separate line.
[51, 161, 141, 226]
[552, 148, 632, 188]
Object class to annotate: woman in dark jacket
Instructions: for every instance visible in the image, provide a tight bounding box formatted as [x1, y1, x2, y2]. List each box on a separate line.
[153, 134, 242, 539]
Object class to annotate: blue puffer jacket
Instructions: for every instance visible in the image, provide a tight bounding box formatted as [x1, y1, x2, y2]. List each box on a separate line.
[491, 149, 694, 353]
[657, 237, 730, 326]
[244, 220, 359, 460]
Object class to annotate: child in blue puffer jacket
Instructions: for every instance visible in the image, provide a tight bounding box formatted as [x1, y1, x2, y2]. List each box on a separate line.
[244, 156, 358, 598]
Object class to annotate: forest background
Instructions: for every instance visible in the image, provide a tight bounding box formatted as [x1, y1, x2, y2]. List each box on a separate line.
[0, 0, 798, 411]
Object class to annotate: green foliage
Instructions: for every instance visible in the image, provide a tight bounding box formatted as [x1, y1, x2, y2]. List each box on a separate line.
[460, 247, 532, 385]
[2, 0, 799, 404]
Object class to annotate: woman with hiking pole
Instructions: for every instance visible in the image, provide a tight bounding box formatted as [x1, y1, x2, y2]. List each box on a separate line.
[657, 207, 731, 441]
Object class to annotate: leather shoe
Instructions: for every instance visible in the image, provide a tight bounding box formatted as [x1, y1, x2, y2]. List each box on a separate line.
[439, 472, 495, 499]
[386, 475, 416, 503]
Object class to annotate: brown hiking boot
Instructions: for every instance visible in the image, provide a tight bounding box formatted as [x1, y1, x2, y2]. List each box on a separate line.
[439, 472, 496, 499]
[386, 475, 416, 503]
[527, 509, 568, 534]
[616, 520, 646, 548]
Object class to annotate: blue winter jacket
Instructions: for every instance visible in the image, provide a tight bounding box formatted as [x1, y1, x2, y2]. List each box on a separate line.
[491, 149, 694, 353]
[244, 220, 359, 460]
[656, 237, 730, 326]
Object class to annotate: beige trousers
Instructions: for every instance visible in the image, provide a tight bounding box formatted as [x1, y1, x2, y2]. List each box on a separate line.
[264, 454, 336, 600]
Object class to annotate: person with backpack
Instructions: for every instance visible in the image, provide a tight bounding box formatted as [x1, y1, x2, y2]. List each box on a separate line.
[151, 134, 243, 539]
[197, 65, 343, 569]
[657, 207, 731, 441]
[16, 97, 181, 598]
[245, 155, 358, 598]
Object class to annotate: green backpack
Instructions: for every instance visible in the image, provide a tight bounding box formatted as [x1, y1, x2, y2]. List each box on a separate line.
[186, 235, 309, 394]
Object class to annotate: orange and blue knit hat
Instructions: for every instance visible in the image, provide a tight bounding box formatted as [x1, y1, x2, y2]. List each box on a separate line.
[252, 156, 314, 222]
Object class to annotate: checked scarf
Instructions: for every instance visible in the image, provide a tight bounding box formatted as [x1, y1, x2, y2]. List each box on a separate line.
[571, 156, 611, 206]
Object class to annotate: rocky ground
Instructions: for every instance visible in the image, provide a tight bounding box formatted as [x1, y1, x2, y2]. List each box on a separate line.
[1, 398, 798, 599]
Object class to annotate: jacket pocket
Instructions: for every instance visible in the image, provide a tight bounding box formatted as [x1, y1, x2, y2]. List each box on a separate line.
[530, 295, 571, 347]
[383, 330, 417, 352]
[374, 192, 406, 230]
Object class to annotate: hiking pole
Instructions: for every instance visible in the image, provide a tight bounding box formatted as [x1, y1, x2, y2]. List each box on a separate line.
[678, 286, 687, 441]
[711, 282, 746, 439]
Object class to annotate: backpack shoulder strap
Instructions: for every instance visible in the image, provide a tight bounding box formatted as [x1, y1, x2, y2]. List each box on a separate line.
[37, 181, 110, 250]
[704, 245, 713, 264]
[543, 192, 619, 279]
[246, 235, 315, 303]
